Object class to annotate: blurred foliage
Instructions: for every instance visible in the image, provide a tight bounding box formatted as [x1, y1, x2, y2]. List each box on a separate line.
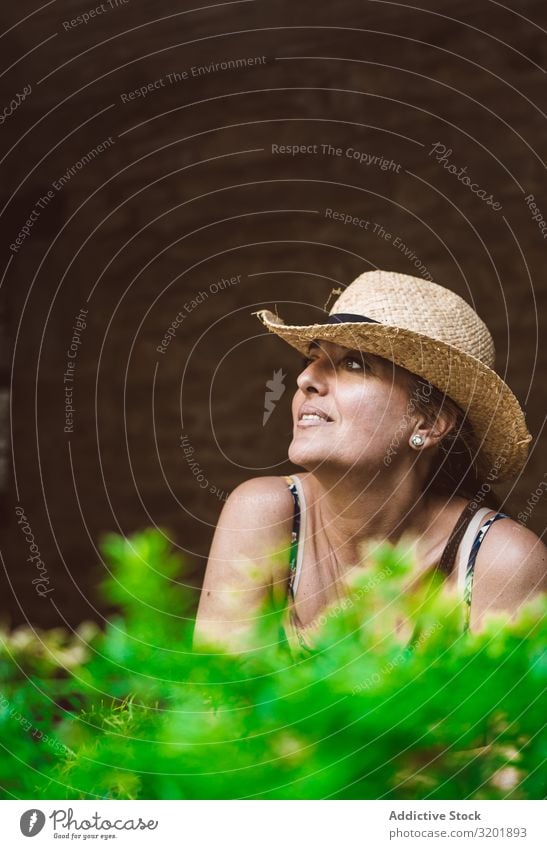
[0, 528, 545, 800]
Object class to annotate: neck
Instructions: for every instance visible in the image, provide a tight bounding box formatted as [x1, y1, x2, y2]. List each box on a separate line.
[303, 464, 432, 562]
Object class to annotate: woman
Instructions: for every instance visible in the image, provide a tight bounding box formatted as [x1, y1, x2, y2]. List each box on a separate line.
[193, 270, 546, 653]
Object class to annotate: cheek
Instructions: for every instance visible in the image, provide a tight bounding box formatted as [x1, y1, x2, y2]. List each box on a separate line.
[383, 388, 412, 420]
[341, 384, 409, 432]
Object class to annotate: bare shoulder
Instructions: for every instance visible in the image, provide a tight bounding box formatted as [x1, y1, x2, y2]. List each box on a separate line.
[223, 475, 295, 528]
[477, 517, 546, 588]
[221, 476, 296, 605]
[193, 476, 295, 650]
[471, 516, 547, 625]
[209, 474, 295, 572]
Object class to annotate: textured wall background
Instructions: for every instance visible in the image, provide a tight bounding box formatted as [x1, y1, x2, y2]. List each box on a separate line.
[1, 0, 546, 627]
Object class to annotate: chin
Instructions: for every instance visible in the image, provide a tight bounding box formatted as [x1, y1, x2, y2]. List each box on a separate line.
[289, 434, 382, 476]
[288, 438, 329, 469]
[288, 439, 312, 467]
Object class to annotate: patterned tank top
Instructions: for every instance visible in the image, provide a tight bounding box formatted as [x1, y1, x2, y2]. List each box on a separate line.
[282, 474, 509, 655]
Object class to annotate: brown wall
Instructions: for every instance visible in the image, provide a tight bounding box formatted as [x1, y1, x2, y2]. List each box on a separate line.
[1, 0, 546, 626]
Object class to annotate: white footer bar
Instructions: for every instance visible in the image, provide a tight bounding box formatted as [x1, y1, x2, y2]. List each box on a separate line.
[2, 800, 545, 849]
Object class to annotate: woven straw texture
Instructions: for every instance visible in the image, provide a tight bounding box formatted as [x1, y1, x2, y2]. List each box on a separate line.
[254, 270, 531, 481]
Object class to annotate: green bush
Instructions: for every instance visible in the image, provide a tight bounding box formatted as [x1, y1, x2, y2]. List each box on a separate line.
[0, 529, 545, 800]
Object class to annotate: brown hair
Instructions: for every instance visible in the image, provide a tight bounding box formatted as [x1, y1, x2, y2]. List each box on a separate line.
[407, 374, 501, 509]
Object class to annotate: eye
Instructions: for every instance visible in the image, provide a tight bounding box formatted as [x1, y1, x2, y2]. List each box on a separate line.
[300, 353, 368, 371]
[342, 354, 368, 371]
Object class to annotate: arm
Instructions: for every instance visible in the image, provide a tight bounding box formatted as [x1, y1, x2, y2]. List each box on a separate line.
[469, 518, 547, 631]
[192, 476, 294, 652]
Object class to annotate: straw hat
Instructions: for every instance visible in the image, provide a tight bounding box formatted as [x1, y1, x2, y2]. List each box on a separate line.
[253, 270, 531, 481]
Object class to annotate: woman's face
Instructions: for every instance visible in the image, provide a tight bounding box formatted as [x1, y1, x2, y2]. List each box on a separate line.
[289, 340, 416, 473]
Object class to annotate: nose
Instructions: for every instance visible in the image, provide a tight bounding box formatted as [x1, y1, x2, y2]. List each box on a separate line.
[296, 361, 328, 395]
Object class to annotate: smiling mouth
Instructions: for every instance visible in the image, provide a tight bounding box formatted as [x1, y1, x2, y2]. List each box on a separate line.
[297, 413, 334, 427]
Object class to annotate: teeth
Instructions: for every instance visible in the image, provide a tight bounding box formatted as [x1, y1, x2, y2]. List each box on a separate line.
[302, 413, 326, 421]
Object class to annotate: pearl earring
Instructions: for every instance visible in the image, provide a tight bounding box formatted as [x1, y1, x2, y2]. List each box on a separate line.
[411, 434, 424, 448]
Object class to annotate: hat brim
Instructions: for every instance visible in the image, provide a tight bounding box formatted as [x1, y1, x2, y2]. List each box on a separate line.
[254, 309, 532, 482]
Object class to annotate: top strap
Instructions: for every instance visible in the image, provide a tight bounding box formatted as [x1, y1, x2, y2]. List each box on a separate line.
[436, 500, 481, 577]
[284, 475, 300, 599]
[463, 512, 509, 612]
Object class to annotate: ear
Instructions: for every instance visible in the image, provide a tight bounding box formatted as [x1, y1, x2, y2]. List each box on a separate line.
[411, 405, 457, 450]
